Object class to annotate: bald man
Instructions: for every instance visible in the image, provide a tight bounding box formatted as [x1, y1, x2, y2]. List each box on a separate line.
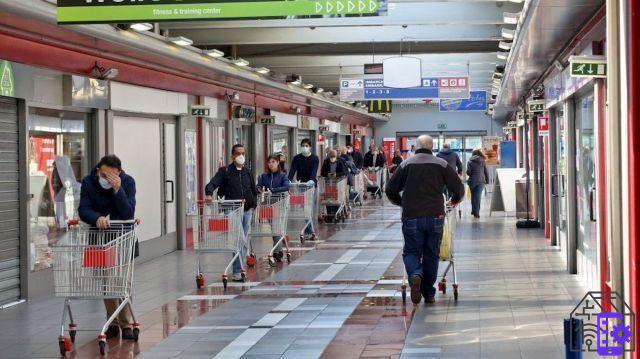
[386, 135, 464, 304]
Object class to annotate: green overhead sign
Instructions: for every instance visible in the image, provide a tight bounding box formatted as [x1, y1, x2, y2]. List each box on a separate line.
[528, 101, 545, 113]
[0, 61, 14, 97]
[57, 0, 386, 24]
[569, 55, 607, 78]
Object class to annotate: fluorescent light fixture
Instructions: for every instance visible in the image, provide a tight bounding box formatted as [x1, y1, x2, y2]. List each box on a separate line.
[502, 28, 516, 40]
[491, 89, 499, 95]
[493, 72, 504, 79]
[498, 41, 512, 51]
[497, 52, 509, 60]
[130, 23, 153, 32]
[169, 36, 193, 46]
[507, 0, 524, 3]
[205, 49, 224, 58]
[232, 58, 250, 67]
[493, 79, 502, 85]
[303, 84, 314, 89]
[256, 67, 270, 74]
[316, 88, 324, 93]
[503, 12, 521, 25]
[290, 79, 301, 86]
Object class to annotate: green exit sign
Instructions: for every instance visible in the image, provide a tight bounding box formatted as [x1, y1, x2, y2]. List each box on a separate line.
[190, 106, 210, 117]
[569, 56, 607, 78]
[437, 123, 447, 130]
[259, 116, 276, 125]
[528, 100, 545, 113]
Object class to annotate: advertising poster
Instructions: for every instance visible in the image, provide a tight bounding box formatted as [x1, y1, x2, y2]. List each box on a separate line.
[482, 136, 501, 166]
[185, 130, 198, 216]
[439, 90, 488, 112]
[382, 138, 396, 166]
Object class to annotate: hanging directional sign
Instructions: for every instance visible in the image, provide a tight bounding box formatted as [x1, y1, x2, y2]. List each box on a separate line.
[57, 0, 387, 24]
[538, 116, 550, 136]
[259, 115, 276, 125]
[341, 75, 469, 100]
[190, 105, 210, 117]
[0, 60, 15, 97]
[527, 100, 545, 113]
[569, 55, 607, 78]
[505, 121, 517, 129]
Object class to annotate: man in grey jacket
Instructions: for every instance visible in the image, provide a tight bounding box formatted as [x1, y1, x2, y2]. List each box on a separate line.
[436, 143, 463, 175]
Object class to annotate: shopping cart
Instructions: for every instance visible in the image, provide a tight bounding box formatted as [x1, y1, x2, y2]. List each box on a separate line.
[318, 177, 348, 223]
[193, 200, 245, 290]
[249, 192, 290, 267]
[437, 202, 459, 300]
[350, 171, 365, 207]
[288, 182, 315, 243]
[53, 219, 140, 356]
[363, 167, 385, 199]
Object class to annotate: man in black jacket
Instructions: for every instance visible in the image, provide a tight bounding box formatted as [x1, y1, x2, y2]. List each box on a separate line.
[386, 135, 464, 304]
[348, 144, 364, 170]
[205, 144, 258, 281]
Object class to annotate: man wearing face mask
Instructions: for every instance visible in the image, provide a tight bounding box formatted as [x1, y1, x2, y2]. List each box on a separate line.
[205, 144, 258, 281]
[363, 144, 386, 169]
[78, 154, 137, 340]
[288, 138, 320, 240]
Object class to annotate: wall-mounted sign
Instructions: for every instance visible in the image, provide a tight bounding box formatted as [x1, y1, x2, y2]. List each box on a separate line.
[569, 55, 607, 78]
[364, 63, 383, 75]
[57, 0, 387, 24]
[190, 105, 210, 117]
[516, 112, 525, 127]
[318, 125, 330, 133]
[505, 121, 517, 129]
[353, 129, 362, 137]
[232, 105, 256, 121]
[63, 75, 109, 109]
[439, 90, 487, 112]
[340, 75, 469, 101]
[528, 100, 545, 113]
[259, 115, 276, 125]
[0, 60, 15, 97]
[367, 100, 392, 113]
[538, 116, 550, 136]
[437, 123, 447, 130]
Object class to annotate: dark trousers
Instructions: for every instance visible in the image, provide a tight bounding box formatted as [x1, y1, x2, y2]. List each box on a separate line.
[402, 216, 445, 297]
[470, 183, 485, 215]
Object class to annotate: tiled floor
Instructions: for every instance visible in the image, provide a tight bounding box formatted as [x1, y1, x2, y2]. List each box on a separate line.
[0, 197, 588, 358]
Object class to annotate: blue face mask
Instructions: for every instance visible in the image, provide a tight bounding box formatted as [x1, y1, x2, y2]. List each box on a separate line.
[99, 177, 112, 190]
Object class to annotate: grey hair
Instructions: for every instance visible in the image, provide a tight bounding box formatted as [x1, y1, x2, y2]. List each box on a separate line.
[415, 135, 434, 151]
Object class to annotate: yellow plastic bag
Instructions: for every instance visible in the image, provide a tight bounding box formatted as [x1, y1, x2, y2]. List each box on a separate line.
[466, 184, 471, 200]
[439, 217, 452, 260]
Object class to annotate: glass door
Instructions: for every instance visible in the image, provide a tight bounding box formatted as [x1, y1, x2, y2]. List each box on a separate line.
[574, 93, 598, 288]
[555, 108, 568, 256]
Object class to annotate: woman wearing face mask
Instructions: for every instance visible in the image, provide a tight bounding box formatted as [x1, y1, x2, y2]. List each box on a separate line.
[363, 144, 386, 169]
[257, 155, 291, 263]
[321, 149, 347, 178]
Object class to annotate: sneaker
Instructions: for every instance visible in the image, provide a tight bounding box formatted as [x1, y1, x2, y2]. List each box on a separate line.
[231, 273, 244, 282]
[424, 296, 436, 304]
[309, 233, 317, 241]
[121, 327, 135, 340]
[409, 275, 423, 304]
[274, 251, 284, 262]
[105, 325, 120, 339]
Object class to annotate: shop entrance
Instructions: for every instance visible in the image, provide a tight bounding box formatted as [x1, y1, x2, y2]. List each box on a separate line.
[233, 122, 253, 171]
[0, 97, 21, 306]
[554, 108, 569, 262]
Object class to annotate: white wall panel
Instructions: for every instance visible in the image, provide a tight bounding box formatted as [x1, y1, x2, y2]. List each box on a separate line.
[113, 116, 162, 242]
[202, 97, 228, 119]
[111, 82, 188, 115]
[272, 111, 297, 127]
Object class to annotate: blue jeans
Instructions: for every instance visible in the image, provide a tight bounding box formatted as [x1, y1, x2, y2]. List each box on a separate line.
[402, 216, 445, 297]
[232, 210, 253, 274]
[304, 188, 317, 236]
[470, 183, 484, 215]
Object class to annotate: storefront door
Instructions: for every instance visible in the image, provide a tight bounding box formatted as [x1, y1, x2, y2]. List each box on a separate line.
[0, 97, 21, 306]
[233, 123, 253, 171]
[575, 93, 598, 289]
[555, 108, 569, 258]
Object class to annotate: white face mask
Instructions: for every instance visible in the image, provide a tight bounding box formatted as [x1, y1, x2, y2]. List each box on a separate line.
[373, 151, 379, 155]
[301, 146, 311, 155]
[234, 155, 246, 166]
[347, 149, 353, 153]
[99, 177, 112, 190]
[329, 157, 337, 163]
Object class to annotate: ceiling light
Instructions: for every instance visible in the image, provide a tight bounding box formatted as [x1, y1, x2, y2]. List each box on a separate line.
[507, 0, 524, 3]
[256, 67, 270, 74]
[316, 88, 324, 93]
[303, 84, 314, 89]
[502, 28, 516, 40]
[491, 88, 500, 95]
[497, 52, 509, 60]
[503, 12, 521, 25]
[290, 79, 301, 86]
[130, 23, 153, 32]
[205, 49, 224, 58]
[498, 41, 512, 51]
[169, 36, 193, 46]
[493, 72, 504, 79]
[493, 78, 502, 85]
[232, 58, 250, 67]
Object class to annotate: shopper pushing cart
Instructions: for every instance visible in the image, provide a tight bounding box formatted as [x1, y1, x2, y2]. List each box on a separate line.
[386, 135, 464, 305]
[437, 200, 460, 300]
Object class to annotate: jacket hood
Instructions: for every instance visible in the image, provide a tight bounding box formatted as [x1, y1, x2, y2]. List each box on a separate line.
[470, 155, 485, 163]
[439, 148, 453, 155]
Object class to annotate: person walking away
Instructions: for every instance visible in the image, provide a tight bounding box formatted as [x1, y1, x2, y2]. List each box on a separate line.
[386, 135, 464, 304]
[288, 138, 320, 240]
[466, 149, 489, 218]
[257, 155, 291, 262]
[436, 143, 463, 176]
[350, 144, 364, 170]
[321, 149, 347, 218]
[390, 149, 403, 174]
[408, 144, 416, 157]
[205, 144, 258, 281]
[78, 154, 137, 340]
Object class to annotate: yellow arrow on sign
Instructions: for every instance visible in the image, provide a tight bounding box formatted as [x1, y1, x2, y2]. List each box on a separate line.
[359, 0, 366, 11]
[369, 0, 377, 12]
[348, 0, 355, 11]
[326, 1, 334, 12]
[337, 0, 344, 12]
[315, 2, 323, 12]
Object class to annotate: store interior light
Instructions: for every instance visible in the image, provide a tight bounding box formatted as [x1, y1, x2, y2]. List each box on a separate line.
[233, 58, 250, 67]
[303, 84, 314, 89]
[130, 23, 153, 32]
[501, 28, 516, 40]
[497, 52, 509, 60]
[256, 67, 270, 74]
[205, 49, 225, 58]
[290, 79, 301, 86]
[498, 41, 512, 51]
[503, 12, 521, 25]
[493, 72, 504, 79]
[316, 88, 324, 93]
[507, 0, 524, 3]
[169, 36, 194, 46]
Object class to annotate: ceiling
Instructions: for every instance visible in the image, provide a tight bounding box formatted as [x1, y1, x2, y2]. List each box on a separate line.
[161, 0, 525, 96]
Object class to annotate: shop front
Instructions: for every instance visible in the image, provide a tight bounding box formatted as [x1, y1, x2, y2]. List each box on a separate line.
[231, 104, 256, 172]
[267, 110, 297, 172]
[297, 115, 319, 163]
[200, 97, 228, 192]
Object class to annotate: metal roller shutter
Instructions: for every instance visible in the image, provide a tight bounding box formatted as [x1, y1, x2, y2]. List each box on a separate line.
[0, 97, 20, 306]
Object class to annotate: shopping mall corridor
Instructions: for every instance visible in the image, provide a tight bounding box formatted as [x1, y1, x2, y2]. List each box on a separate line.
[0, 197, 587, 359]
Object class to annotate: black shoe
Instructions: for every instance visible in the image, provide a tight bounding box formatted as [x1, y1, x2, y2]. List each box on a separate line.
[409, 275, 422, 304]
[309, 233, 317, 241]
[424, 296, 436, 304]
[274, 251, 284, 262]
[121, 327, 135, 340]
[105, 325, 120, 339]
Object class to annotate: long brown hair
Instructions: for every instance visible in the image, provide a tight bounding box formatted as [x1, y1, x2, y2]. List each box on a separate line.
[472, 148, 485, 158]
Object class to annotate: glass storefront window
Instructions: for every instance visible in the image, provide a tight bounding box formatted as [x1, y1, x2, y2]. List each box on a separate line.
[28, 108, 89, 271]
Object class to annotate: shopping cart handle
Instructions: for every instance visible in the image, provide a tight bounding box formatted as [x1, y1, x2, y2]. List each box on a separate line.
[109, 219, 141, 225]
[67, 219, 80, 226]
